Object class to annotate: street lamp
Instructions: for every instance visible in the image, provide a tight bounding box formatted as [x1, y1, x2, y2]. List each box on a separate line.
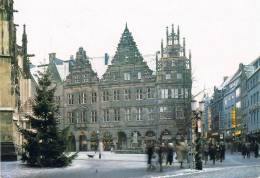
[191, 100, 204, 170]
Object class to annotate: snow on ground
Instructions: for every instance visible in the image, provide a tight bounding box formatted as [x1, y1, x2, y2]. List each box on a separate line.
[1, 152, 260, 178]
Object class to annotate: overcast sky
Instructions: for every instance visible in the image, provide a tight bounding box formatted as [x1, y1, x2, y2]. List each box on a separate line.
[14, 0, 260, 95]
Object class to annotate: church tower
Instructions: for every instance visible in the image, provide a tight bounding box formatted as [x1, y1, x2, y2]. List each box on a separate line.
[0, 0, 18, 160]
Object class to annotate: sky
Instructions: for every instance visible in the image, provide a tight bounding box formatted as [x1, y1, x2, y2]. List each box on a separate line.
[14, 0, 260, 95]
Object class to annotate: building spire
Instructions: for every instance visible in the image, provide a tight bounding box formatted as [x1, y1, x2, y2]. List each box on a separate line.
[177, 25, 180, 45]
[189, 49, 192, 60]
[166, 26, 169, 45]
[125, 22, 128, 30]
[22, 24, 27, 45]
[171, 24, 174, 45]
[161, 39, 164, 58]
[183, 37, 186, 57]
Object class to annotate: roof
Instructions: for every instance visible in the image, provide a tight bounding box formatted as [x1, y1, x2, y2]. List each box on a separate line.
[111, 24, 144, 65]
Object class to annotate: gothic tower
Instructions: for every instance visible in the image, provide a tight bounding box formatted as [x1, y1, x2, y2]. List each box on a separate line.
[0, 0, 18, 160]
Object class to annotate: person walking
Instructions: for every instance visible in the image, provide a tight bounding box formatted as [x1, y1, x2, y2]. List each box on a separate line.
[210, 144, 216, 165]
[246, 142, 251, 159]
[254, 141, 259, 158]
[158, 143, 164, 172]
[242, 143, 247, 159]
[219, 142, 225, 162]
[146, 144, 154, 170]
[166, 143, 174, 166]
[203, 143, 209, 165]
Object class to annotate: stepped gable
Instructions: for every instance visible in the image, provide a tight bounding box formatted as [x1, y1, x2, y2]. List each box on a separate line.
[111, 24, 144, 65]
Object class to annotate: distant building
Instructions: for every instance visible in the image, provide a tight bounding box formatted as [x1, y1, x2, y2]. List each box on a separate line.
[61, 24, 192, 151]
[246, 57, 260, 141]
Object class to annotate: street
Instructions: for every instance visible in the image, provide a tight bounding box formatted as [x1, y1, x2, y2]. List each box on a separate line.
[1, 152, 260, 178]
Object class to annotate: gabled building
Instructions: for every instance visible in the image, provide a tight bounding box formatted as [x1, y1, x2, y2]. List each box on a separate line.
[61, 24, 192, 151]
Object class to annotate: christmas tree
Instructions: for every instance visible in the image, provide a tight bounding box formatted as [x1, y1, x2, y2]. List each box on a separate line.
[18, 71, 77, 167]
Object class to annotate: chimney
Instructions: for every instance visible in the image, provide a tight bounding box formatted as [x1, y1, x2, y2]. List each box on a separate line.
[49, 53, 56, 63]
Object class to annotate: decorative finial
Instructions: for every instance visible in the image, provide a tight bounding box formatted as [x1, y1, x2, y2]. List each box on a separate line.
[161, 39, 164, 58]
[177, 25, 180, 44]
[183, 37, 186, 57]
[125, 22, 128, 29]
[166, 26, 169, 45]
[172, 24, 174, 44]
[189, 49, 192, 59]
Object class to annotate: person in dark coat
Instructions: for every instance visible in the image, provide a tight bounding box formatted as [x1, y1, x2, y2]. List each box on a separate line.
[210, 144, 216, 165]
[242, 143, 247, 159]
[146, 144, 154, 170]
[158, 143, 165, 172]
[219, 142, 225, 162]
[166, 143, 174, 166]
[254, 142, 259, 158]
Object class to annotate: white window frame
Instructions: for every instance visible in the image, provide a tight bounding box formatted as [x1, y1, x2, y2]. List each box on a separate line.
[124, 73, 130, 80]
[165, 74, 171, 80]
[136, 108, 142, 121]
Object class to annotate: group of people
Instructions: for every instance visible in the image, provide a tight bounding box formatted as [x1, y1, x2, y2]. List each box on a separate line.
[202, 141, 226, 165]
[146, 141, 188, 172]
[241, 141, 259, 159]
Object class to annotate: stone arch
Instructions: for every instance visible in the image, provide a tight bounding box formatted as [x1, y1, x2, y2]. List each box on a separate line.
[117, 131, 127, 150]
[102, 132, 113, 151]
[79, 131, 87, 151]
[67, 133, 76, 152]
[131, 131, 142, 148]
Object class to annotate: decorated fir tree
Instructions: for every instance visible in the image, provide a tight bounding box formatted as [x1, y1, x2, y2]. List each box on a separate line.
[18, 71, 76, 167]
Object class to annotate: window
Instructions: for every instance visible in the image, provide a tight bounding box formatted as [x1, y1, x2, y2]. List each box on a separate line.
[78, 93, 81, 104]
[136, 89, 143, 100]
[148, 108, 154, 120]
[161, 89, 169, 99]
[103, 90, 109, 101]
[124, 89, 131, 100]
[113, 90, 120, 100]
[171, 88, 178, 98]
[114, 109, 120, 121]
[166, 74, 171, 80]
[172, 61, 175, 67]
[75, 75, 80, 83]
[236, 101, 241, 109]
[136, 108, 142, 121]
[185, 88, 189, 98]
[92, 92, 97, 103]
[147, 88, 153, 99]
[138, 72, 142, 80]
[185, 61, 190, 69]
[67, 112, 73, 123]
[91, 110, 97, 123]
[160, 106, 167, 113]
[236, 88, 241, 98]
[82, 92, 87, 104]
[68, 94, 74, 105]
[75, 112, 80, 123]
[83, 74, 88, 82]
[177, 73, 182, 79]
[125, 108, 131, 121]
[176, 107, 184, 119]
[178, 88, 184, 98]
[124, 73, 130, 80]
[103, 109, 109, 122]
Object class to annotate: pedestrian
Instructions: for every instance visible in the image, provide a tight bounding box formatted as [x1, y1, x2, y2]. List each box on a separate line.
[210, 144, 216, 165]
[246, 142, 251, 159]
[242, 143, 247, 159]
[166, 143, 174, 166]
[254, 141, 259, 158]
[146, 144, 154, 170]
[203, 143, 209, 165]
[219, 142, 225, 162]
[158, 143, 164, 172]
[176, 141, 188, 168]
